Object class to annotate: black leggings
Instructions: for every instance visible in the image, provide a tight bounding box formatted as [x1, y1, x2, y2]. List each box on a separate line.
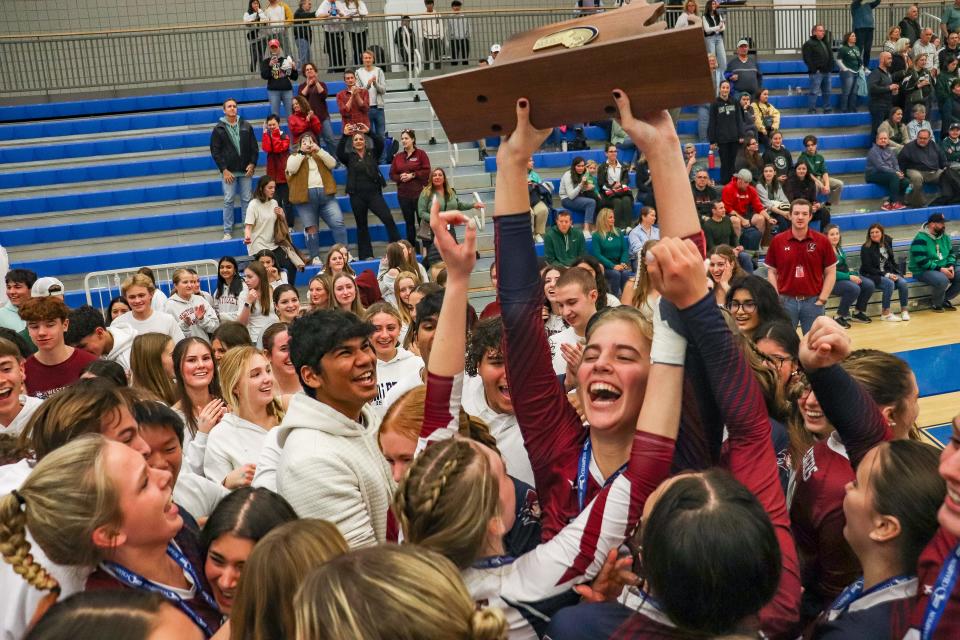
[350, 190, 401, 259]
[717, 142, 739, 185]
[398, 196, 420, 250]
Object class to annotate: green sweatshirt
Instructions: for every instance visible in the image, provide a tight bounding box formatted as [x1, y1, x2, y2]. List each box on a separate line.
[544, 226, 586, 267]
[590, 230, 629, 269]
[909, 226, 956, 272]
[834, 245, 854, 280]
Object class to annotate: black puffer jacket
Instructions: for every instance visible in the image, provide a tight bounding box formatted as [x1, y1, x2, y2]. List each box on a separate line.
[337, 133, 386, 194]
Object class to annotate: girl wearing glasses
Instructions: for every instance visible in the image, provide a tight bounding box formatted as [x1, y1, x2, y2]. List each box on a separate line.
[724, 275, 789, 340]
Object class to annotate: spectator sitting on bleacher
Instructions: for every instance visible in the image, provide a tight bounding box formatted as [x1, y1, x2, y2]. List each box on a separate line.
[802, 24, 834, 114]
[627, 206, 659, 260]
[683, 143, 707, 180]
[261, 39, 298, 119]
[869, 51, 899, 136]
[64, 305, 137, 376]
[544, 211, 586, 268]
[286, 132, 346, 264]
[526, 157, 551, 243]
[0, 269, 35, 339]
[262, 114, 292, 225]
[866, 130, 911, 210]
[798, 134, 844, 206]
[912, 29, 938, 75]
[721, 168, 772, 249]
[752, 89, 780, 146]
[336, 69, 370, 129]
[597, 145, 634, 230]
[738, 93, 758, 141]
[702, 200, 753, 274]
[590, 209, 632, 297]
[21, 297, 97, 399]
[938, 59, 960, 137]
[784, 162, 831, 231]
[210, 98, 259, 241]
[941, 31, 960, 69]
[726, 38, 762, 98]
[860, 223, 912, 321]
[733, 136, 763, 183]
[909, 212, 960, 311]
[898, 128, 946, 207]
[708, 80, 744, 185]
[905, 102, 934, 143]
[824, 224, 876, 328]
[900, 4, 921, 45]
[559, 157, 598, 236]
[691, 168, 719, 217]
[756, 164, 791, 233]
[942, 122, 960, 166]
[762, 130, 792, 181]
[878, 106, 909, 151]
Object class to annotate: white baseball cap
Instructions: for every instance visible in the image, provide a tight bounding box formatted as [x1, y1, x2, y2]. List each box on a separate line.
[31, 276, 65, 298]
[490, 44, 502, 53]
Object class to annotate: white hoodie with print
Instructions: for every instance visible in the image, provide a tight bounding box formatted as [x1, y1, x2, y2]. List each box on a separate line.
[164, 293, 219, 340]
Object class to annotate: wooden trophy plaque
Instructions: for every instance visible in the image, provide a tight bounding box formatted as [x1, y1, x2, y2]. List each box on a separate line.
[421, 2, 714, 143]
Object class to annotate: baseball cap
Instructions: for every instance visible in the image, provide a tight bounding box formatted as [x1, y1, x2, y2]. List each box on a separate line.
[928, 212, 947, 224]
[735, 168, 753, 182]
[31, 277, 64, 298]
[737, 38, 750, 48]
[268, 38, 280, 48]
[950, 122, 960, 130]
[491, 44, 502, 53]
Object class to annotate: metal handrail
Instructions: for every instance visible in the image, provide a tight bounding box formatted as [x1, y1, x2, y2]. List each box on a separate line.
[2, 3, 958, 97]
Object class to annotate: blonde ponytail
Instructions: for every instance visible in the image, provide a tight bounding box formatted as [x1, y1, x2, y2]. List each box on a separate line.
[470, 607, 508, 640]
[0, 492, 59, 594]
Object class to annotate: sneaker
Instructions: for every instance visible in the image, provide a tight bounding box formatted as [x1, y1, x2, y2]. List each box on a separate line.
[534, 234, 544, 243]
[807, 108, 817, 114]
[944, 300, 958, 311]
[582, 229, 591, 239]
[881, 201, 894, 211]
[901, 310, 911, 321]
[309, 256, 322, 266]
[222, 233, 232, 241]
[932, 305, 945, 313]
[892, 202, 908, 210]
[851, 311, 872, 323]
[835, 315, 852, 329]
[882, 312, 902, 322]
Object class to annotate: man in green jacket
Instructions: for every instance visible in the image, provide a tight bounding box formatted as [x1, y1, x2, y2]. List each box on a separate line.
[544, 211, 587, 267]
[909, 212, 960, 311]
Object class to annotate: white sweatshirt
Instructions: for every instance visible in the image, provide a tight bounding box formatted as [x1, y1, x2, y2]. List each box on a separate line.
[461, 375, 534, 486]
[275, 393, 394, 548]
[173, 470, 229, 521]
[0, 395, 42, 437]
[203, 413, 273, 484]
[164, 293, 219, 341]
[373, 348, 423, 415]
[113, 309, 185, 343]
[105, 325, 137, 375]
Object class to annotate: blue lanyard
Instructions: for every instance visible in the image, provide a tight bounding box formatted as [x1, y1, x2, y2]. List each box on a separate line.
[577, 438, 627, 512]
[921, 542, 960, 640]
[101, 542, 219, 638]
[473, 555, 515, 569]
[829, 574, 913, 615]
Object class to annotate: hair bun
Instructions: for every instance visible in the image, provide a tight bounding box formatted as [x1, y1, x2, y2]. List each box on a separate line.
[469, 607, 507, 640]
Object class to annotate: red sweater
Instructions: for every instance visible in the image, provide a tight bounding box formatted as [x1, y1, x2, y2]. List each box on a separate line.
[721, 179, 764, 217]
[261, 129, 290, 183]
[288, 112, 321, 146]
[389, 148, 432, 200]
[336, 88, 370, 128]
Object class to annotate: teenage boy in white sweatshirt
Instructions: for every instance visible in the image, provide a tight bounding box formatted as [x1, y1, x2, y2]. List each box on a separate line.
[65, 305, 138, 376]
[274, 309, 394, 548]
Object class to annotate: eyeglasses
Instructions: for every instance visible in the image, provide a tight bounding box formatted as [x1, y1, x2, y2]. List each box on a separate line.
[763, 353, 794, 370]
[725, 300, 757, 313]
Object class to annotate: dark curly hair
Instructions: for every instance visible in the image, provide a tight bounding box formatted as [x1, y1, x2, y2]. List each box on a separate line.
[465, 316, 503, 377]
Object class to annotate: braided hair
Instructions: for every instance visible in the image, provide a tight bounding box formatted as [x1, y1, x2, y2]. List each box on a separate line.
[393, 438, 499, 570]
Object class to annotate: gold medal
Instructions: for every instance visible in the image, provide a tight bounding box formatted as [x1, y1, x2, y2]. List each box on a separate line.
[533, 26, 599, 51]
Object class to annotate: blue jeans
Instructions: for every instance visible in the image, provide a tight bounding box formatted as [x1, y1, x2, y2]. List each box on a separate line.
[268, 89, 293, 118]
[739, 226, 762, 251]
[604, 267, 633, 298]
[561, 196, 597, 225]
[368, 106, 386, 138]
[808, 72, 831, 111]
[221, 174, 253, 235]
[296, 187, 347, 258]
[878, 275, 909, 312]
[840, 70, 858, 113]
[781, 295, 824, 334]
[320, 117, 338, 155]
[296, 37, 311, 66]
[865, 168, 910, 203]
[916, 269, 960, 306]
[705, 34, 726, 75]
[697, 103, 711, 142]
[737, 251, 754, 274]
[832, 278, 875, 317]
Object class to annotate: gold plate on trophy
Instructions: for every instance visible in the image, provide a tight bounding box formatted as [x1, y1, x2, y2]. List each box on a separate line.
[533, 26, 599, 51]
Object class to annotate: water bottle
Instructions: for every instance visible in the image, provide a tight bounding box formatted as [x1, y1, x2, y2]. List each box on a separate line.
[905, 184, 913, 195]
[708, 149, 715, 169]
[787, 85, 793, 96]
[330, 3, 337, 16]
[561, 140, 568, 153]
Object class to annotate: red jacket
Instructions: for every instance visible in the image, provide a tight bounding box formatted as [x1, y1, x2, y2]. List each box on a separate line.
[389, 147, 432, 200]
[721, 179, 764, 217]
[288, 112, 321, 146]
[261, 129, 290, 183]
